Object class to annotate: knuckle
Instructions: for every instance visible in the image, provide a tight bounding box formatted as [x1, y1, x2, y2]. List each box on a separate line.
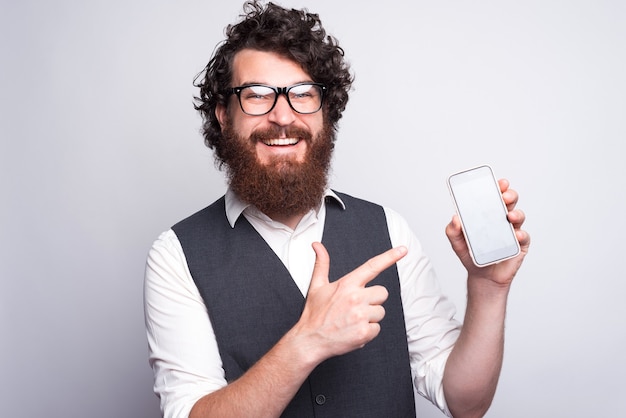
[364, 258, 380, 274]
[354, 324, 372, 343]
[347, 292, 362, 305]
[348, 308, 366, 323]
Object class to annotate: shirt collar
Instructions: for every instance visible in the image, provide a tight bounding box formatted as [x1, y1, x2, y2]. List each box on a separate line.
[224, 188, 345, 228]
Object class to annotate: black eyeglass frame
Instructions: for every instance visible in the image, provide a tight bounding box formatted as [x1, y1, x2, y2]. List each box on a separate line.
[225, 82, 327, 116]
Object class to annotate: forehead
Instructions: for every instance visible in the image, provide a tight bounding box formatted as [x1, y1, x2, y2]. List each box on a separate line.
[231, 49, 313, 86]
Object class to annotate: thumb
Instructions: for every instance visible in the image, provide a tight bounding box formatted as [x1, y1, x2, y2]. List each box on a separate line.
[309, 242, 330, 291]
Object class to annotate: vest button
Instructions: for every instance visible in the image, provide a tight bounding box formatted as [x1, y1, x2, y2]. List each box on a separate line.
[315, 394, 326, 405]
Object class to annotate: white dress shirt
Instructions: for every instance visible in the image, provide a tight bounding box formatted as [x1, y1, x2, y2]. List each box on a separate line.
[144, 189, 461, 417]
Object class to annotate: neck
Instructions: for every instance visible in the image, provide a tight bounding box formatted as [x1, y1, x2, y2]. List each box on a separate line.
[267, 211, 306, 230]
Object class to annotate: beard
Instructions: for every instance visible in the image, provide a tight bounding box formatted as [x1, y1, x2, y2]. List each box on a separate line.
[219, 122, 335, 219]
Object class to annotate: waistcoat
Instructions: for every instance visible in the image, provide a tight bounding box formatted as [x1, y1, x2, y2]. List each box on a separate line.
[172, 192, 416, 417]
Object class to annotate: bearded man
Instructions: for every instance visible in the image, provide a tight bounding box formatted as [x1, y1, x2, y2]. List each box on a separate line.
[144, 2, 530, 418]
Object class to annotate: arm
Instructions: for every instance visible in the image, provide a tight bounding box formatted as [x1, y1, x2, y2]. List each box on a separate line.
[144, 231, 228, 417]
[189, 243, 408, 418]
[385, 207, 461, 414]
[443, 179, 530, 418]
[188, 330, 315, 418]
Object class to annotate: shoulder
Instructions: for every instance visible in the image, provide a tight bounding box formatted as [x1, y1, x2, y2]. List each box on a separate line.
[331, 190, 382, 209]
[330, 190, 410, 233]
[146, 229, 187, 271]
[172, 195, 227, 232]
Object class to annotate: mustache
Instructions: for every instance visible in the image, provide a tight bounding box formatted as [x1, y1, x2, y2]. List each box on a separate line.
[249, 126, 313, 143]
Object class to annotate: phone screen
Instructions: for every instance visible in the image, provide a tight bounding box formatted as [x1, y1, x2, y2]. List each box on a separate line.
[448, 165, 520, 266]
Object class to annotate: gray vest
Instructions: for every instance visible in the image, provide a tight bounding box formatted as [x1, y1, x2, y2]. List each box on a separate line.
[173, 192, 416, 417]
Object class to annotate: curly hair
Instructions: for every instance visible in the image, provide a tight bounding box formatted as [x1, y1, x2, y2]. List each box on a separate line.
[193, 1, 353, 165]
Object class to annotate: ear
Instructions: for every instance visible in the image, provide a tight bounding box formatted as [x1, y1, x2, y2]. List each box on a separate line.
[215, 103, 228, 129]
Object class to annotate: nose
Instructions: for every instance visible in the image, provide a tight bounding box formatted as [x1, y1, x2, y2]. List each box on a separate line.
[267, 94, 296, 126]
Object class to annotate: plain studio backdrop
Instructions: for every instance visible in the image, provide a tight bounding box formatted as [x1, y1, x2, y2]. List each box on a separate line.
[2, 0, 625, 417]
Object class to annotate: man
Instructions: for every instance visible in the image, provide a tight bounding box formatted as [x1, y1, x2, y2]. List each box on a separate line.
[144, 2, 530, 417]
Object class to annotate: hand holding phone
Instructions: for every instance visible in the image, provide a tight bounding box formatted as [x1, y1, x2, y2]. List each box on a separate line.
[447, 165, 520, 267]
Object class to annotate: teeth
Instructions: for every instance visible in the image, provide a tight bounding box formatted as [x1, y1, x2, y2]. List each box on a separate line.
[263, 138, 298, 146]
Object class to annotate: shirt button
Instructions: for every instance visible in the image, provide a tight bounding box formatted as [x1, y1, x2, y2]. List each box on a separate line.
[315, 394, 326, 405]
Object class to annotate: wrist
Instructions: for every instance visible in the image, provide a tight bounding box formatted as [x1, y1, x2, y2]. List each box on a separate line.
[466, 275, 511, 303]
[280, 323, 325, 373]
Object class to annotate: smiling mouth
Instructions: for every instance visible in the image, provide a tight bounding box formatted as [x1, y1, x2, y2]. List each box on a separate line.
[262, 138, 299, 146]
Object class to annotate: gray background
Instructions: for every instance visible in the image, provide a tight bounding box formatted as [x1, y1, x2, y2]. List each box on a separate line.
[2, 0, 625, 417]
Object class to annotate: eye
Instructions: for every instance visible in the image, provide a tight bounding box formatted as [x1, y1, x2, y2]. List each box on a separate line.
[242, 86, 274, 101]
[289, 84, 317, 100]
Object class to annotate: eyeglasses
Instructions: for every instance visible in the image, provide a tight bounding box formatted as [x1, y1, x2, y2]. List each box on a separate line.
[226, 82, 326, 116]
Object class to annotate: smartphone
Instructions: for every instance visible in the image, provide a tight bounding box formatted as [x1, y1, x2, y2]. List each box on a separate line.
[447, 165, 520, 267]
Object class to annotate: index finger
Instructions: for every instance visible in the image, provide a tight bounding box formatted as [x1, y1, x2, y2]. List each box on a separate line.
[344, 246, 408, 287]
